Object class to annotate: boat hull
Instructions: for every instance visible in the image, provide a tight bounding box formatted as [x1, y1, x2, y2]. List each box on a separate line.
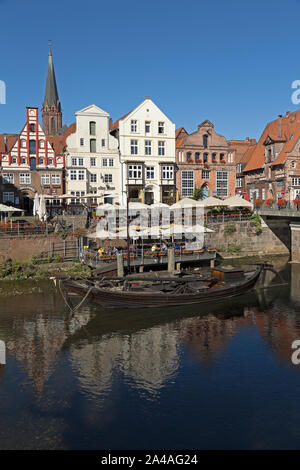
[62, 266, 263, 309]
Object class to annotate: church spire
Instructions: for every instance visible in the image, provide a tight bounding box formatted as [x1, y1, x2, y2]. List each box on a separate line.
[42, 42, 62, 135]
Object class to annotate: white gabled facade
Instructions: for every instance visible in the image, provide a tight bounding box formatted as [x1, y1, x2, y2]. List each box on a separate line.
[65, 104, 120, 205]
[110, 97, 176, 205]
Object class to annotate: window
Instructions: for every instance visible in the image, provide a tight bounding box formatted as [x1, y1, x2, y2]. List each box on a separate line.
[29, 140, 36, 155]
[39, 140, 44, 149]
[104, 174, 113, 183]
[220, 153, 225, 162]
[20, 173, 31, 184]
[292, 177, 300, 186]
[52, 174, 61, 185]
[71, 157, 84, 166]
[212, 153, 216, 162]
[70, 191, 85, 204]
[3, 192, 14, 203]
[21, 157, 26, 164]
[236, 178, 242, 188]
[39, 158, 44, 165]
[162, 166, 174, 180]
[78, 170, 85, 180]
[131, 140, 138, 155]
[203, 135, 208, 149]
[89, 121, 96, 135]
[186, 152, 192, 161]
[202, 170, 210, 180]
[90, 139, 96, 153]
[145, 121, 151, 134]
[11, 157, 17, 164]
[128, 165, 142, 179]
[237, 163, 242, 173]
[145, 140, 152, 155]
[48, 158, 53, 165]
[203, 153, 208, 163]
[70, 170, 77, 180]
[158, 122, 164, 134]
[69, 170, 85, 180]
[158, 141, 165, 156]
[131, 120, 137, 133]
[2, 173, 14, 184]
[292, 161, 296, 169]
[195, 152, 200, 160]
[41, 174, 50, 185]
[146, 166, 155, 179]
[101, 139, 105, 147]
[102, 158, 114, 167]
[90, 157, 96, 167]
[30, 157, 36, 171]
[216, 171, 228, 197]
[90, 173, 97, 183]
[21, 139, 26, 148]
[29, 124, 35, 132]
[181, 170, 194, 197]
[80, 138, 84, 146]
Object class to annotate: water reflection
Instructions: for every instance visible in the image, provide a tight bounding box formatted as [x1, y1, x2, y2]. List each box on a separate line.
[1, 260, 300, 448]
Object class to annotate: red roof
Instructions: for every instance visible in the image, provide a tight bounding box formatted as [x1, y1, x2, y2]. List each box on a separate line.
[0, 134, 18, 153]
[244, 110, 300, 171]
[110, 111, 133, 131]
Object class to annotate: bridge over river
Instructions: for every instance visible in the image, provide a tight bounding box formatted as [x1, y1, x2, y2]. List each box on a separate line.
[258, 208, 300, 261]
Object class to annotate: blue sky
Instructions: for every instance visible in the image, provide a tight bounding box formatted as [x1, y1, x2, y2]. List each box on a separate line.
[1, 0, 300, 140]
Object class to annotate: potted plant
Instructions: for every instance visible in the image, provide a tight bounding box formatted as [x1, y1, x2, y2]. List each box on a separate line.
[255, 198, 264, 208]
[294, 197, 300, 209]
[277, 198, 287, 209]
[204, 163, 209, 169]
[265, 198, 275, 207]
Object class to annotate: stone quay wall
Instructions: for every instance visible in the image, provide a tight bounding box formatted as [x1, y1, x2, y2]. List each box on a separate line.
[204, 220, 289, 257]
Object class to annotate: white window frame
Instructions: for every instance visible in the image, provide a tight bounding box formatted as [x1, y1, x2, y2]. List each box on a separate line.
[2, 173, 14, 184]
[146, 166, 155, 179]
[52, 174, 61, 185]
[181, 170, 194, 197]
[131, 140, 138, 155]
[128, 165, 142, 179]
[19, 173, 31, 184]
[162, 166, 174, 180]
[131, 120, 137, 133]
[145, 140, 152, 156]
[41, 174, 50, 185]
[158, 141, 165, 156]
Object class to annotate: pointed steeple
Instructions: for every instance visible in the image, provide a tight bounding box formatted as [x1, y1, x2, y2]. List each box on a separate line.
[43, 42, 60, 110]
[42, 42, 63, 135]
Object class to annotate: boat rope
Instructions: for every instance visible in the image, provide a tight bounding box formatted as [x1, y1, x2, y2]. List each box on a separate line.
[58, 280, 93, 314]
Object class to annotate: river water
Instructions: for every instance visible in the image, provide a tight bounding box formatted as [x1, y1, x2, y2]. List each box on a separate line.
[0, 257, 300, 450]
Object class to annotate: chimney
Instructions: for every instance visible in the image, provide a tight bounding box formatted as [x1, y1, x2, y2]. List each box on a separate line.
[286, 110, 290, 116]
[246, 137, 249, 142]
[278, 115, 282, 139]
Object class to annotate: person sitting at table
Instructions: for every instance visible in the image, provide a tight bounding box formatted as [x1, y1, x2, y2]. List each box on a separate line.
[162, 242, 168, 252]
[98, 247, 104, 257]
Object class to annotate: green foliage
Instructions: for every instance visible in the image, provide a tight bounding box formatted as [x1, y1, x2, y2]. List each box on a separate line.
[191, 187, 204, 201]
[250, 213, 262, 235]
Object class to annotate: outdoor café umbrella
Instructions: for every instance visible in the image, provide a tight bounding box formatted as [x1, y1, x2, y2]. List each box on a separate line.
[87, 229, 116, 239]
[198, 196, 228, 207]
[38, 195, 47, 222]
[224, 195, 254, 210]
[33, 193, 40, 216]
[171, 198, 203, 209]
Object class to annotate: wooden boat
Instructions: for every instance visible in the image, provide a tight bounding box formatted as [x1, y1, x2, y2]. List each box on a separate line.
[61, 264, 266, 309]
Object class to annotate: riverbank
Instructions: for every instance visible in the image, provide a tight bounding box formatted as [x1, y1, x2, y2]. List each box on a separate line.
[0, 258, 92, 282]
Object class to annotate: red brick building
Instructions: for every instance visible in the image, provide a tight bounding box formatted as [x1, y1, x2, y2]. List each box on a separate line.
[176, 120, 236, 199]
[243, 110, 300, 204]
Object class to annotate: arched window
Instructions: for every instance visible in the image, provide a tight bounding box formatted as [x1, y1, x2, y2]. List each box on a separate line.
[212, 153, 216, 162]
[90, 121, 96, 135]
[90, 139, 96, 153]
[220, 153, 225, 162]
[29, 140, 36, 155]
[186, 152, 192, 161]
[203, 153, 208, 163]
[203, 135, 208, 149]
[195, 152, 200, 160]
